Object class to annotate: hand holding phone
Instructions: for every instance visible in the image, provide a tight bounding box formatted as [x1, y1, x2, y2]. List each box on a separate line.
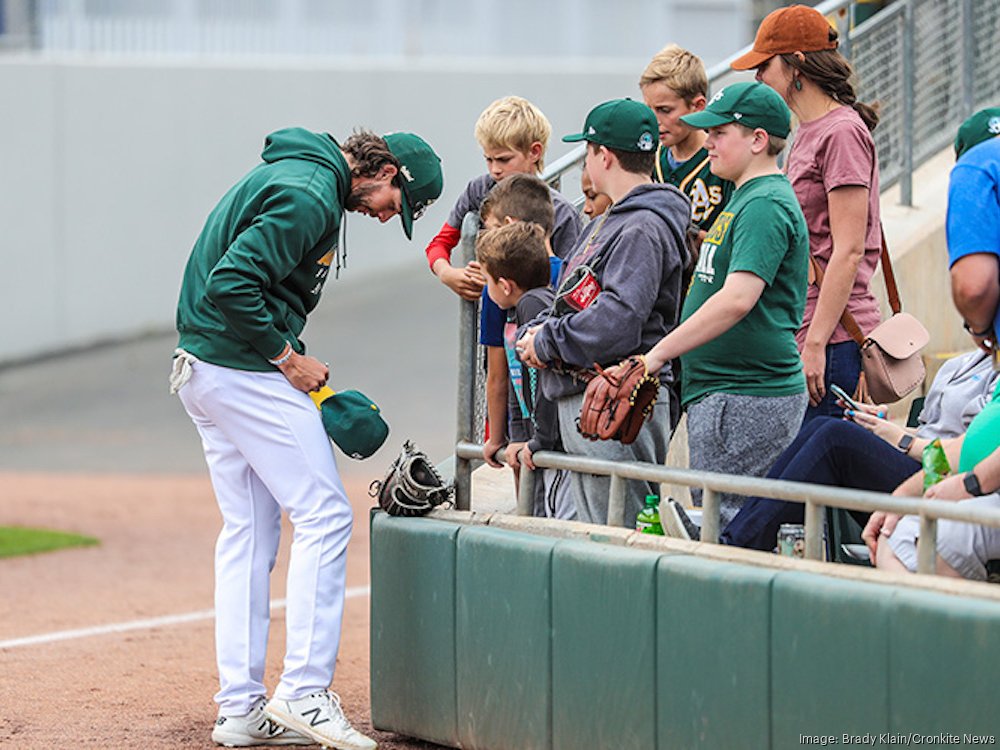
[830, 383, 861, 411]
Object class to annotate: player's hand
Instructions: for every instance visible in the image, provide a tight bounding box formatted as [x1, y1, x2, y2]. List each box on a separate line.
[801, 341, 826, 407]
[439, 262, 485, 301]
[279, 352, 329, 393]
[483, 436, 505, 468]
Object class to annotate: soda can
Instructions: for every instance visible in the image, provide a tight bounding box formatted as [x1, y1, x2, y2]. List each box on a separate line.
[778, 523, 805, 558]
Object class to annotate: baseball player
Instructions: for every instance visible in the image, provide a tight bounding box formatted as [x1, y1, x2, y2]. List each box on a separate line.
[171, 127, 442, 749]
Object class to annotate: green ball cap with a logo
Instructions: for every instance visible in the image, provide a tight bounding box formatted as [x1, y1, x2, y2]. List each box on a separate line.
[318, 390, 389, 460]
[680, 81, 791, 139]
[954, 107, 1000, 160]
[563, 98, 658, 153]
[383, 132, 444, 240]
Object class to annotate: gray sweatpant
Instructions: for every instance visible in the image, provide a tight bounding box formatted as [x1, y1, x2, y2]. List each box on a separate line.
[557, 385, 672, 528]
[687, 391, 808, 528]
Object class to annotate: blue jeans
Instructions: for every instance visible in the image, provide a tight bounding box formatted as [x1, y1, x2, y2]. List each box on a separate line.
[720, 416, 920, 551]
[803, 340, 862, 424]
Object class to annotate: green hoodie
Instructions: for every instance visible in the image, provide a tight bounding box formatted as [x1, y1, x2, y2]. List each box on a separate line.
[176, 127, 351, 370]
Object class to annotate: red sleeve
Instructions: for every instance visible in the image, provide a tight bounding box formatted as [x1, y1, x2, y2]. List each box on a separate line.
[424, 222, 462, 271]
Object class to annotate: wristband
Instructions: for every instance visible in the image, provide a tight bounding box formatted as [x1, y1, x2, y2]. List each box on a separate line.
[963, 321, 992, 337]
[963, 471, 985, 497]
[268, 343, 293, 367]
[896, 433, 914, 453]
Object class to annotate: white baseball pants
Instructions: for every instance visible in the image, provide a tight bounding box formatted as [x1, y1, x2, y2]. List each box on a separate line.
[177, 358, 353, 715]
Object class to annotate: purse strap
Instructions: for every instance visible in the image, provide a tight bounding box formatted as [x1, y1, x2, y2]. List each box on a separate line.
[808, 224, 902, 345]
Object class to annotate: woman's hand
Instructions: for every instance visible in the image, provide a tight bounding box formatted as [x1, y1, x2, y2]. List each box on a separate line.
[861, 510, 902, 564]
[847, 409, 904, 447]
[801, 341, 827, 407]
[923, 473, 971, 501]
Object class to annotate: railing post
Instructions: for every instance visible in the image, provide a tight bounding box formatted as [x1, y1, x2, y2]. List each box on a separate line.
[517, 466, 536, 517]
[900, 0, 915, 207]
[608, 474, 626, 527]
[804, 500, 825, 561]
[453, 212, 480, 511]
[701, 488, 719, 543]
[917, 513, 938, 574]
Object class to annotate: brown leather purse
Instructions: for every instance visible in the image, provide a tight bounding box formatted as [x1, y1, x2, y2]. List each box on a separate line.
[810, 227, 929, 404]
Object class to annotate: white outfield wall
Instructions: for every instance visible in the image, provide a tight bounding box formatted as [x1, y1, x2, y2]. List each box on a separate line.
[0, 55, 643, 364]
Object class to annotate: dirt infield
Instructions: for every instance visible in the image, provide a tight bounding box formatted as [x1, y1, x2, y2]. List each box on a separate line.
[0, 471, 444, 749]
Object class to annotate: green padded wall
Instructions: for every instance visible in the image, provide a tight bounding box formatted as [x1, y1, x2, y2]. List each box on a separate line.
[657, 555, 776, 749]
[456, 527, 556, 750]
[551, 541, 661, 750]
[771, 572, 893, 749]
[370, 513, 459, 746]
[889, 588, 1000, 739]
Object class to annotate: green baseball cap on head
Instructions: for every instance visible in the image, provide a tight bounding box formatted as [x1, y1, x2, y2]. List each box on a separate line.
[680, 81, 792, 139]
[562, 98, 658, 153]
[383, 132, 444, 240]
[954, 107, 1000, 160]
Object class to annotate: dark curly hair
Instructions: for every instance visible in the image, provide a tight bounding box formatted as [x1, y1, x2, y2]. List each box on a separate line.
[341, 129, 401, 180]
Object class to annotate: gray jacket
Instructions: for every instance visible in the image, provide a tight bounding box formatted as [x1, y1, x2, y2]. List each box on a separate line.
[531, 182, 689, 399]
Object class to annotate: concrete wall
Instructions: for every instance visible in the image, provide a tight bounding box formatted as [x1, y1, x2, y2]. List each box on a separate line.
[0, 55, 640, 364]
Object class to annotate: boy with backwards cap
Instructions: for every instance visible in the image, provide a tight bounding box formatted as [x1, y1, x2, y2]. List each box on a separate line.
[517, 98, 688, 528]
[627, 82, 810, 529]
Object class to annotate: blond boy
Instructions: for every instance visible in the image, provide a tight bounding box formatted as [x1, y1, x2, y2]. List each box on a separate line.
[424, 96, 582, 299]
[640, 44, 734, 232]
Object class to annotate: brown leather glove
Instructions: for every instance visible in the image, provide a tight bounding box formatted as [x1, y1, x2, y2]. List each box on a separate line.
[577, 355, 659, 445]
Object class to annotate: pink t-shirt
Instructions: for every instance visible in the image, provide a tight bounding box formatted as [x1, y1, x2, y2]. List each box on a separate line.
[786, 106, 882, 347]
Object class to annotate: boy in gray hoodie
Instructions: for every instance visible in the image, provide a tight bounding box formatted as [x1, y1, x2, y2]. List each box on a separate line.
[518, 99, 689, 527]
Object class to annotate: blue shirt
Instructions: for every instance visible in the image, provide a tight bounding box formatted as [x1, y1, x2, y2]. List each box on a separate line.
[946, 137, 1000, 339]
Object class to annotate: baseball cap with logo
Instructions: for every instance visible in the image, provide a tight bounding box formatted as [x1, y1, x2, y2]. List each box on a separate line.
[731, 4, 838, 71]
[680, 81, 792, 138]
[954, 107, 1000, 160]
[562, 98, 658, 153]
[309, 387, 389, 460]
[383, 132, 444, 239]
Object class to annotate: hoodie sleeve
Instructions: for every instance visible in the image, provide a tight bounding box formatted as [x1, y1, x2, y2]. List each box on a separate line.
[205, 186, 331, 359]
[532, 222, 673, 368]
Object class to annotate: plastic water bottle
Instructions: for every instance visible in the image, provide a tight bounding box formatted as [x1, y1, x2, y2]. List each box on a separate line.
[636, 494, 664, 535]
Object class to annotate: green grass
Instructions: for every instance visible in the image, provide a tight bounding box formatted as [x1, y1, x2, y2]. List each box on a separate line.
[0, 526, 99, 559]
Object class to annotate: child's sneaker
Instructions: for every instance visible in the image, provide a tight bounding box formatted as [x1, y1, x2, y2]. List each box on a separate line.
[212, 696, 313, 746]
[266, 690, 377, 750]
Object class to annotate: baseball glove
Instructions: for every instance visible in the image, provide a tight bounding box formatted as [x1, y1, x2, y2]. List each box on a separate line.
[369, 440, 453, 517]
[577, 355, 659, 444]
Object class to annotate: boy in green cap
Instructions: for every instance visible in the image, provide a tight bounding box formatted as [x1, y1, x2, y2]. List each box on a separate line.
[632, 81, 810, 529]
[517, 98, 689, 527]
[171, 127, 442, 749]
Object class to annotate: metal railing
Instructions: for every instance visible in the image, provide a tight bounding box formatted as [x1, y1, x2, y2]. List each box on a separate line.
[454, 440, 1000, 576]
[540, 0, 1000, 207]
[454, 0, 1000, 576]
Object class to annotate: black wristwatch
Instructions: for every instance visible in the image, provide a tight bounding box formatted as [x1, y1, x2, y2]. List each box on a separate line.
[896, 434, 914, 453]
[963, 471, 986, 497]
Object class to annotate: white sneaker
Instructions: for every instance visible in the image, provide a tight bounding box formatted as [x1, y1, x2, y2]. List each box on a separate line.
[212, 696, 314, 746]
[265, 691, 377, 750]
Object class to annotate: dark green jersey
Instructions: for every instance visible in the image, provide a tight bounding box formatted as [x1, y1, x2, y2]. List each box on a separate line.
[679, 174, 808, 407]
[653, 144, 734, 231]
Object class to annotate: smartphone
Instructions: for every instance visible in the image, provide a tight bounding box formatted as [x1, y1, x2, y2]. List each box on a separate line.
[829, 383, 862, 411]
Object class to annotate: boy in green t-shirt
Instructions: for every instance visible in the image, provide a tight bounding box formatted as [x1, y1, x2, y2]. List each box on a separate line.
[638, 81, 810, 527]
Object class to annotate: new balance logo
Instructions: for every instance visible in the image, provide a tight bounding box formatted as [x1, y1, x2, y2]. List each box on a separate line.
[256, 718, 285, 737]
[301, 707, 330, 727]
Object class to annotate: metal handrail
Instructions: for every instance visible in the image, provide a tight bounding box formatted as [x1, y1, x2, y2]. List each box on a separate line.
[455, 441, 1000, 576]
